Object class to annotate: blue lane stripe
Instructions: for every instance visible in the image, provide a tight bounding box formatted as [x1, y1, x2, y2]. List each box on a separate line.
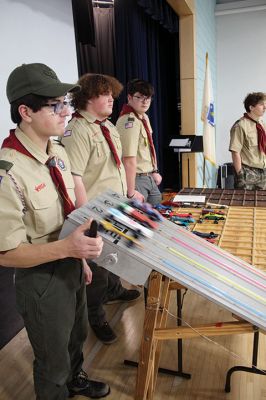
[161, 259, 266, 321]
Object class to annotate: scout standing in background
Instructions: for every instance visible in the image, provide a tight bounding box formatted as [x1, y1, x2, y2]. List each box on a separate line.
[229, 92, 266, 189]
[61, 73, 140, 345]
[0, 63, 109, 399]
[116, 78, 162, 205]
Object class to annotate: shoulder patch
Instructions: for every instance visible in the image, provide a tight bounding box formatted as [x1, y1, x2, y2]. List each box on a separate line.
[128, 117, 135, 122]
[0, 160, 13, 171]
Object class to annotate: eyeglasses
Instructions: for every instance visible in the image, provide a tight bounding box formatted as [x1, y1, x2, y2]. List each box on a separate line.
[133, 95, 153, 103]
[43, 100, 71, 114]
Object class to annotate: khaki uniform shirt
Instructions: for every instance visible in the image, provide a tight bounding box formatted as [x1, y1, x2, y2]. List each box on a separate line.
[61, 110, 127, 200]
[116, 112, 154, 173]
[0, 128, 75, 251]
[229, 117, 266, 169]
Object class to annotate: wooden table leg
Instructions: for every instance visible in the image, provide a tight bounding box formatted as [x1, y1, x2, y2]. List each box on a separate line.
[149, 276, 171, 399]
[135, 271, 167, 400]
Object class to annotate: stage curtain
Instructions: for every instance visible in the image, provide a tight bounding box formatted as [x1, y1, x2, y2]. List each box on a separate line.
[78, 7, 115, 76]
[71, 0, 95, 46]
[114, 0, 180, 189]
[137, 0, 179, 33]
[72, 1, 115, 77]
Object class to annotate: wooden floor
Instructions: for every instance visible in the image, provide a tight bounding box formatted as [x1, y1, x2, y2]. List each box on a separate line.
[0, 288, 266, 400]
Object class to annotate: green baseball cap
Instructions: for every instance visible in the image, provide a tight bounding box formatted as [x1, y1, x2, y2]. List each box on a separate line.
[6, 63, 80, 103]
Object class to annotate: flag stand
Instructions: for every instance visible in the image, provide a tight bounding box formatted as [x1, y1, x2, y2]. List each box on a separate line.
[203, 156, 206, 187]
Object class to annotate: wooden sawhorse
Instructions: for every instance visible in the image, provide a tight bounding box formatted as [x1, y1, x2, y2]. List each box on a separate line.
[135, 271, 256, 400]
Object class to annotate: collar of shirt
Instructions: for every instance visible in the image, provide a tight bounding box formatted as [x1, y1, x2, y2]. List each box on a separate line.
[77, 109, 100, 124]
[15, 127, 52, 165]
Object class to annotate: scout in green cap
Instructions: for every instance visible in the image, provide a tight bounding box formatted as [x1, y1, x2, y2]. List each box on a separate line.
[0, 63, 110, 399]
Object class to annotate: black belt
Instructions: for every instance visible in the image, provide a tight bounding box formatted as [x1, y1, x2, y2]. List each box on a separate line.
[242, 164, 265, 171]
[136, 172, 153, 176]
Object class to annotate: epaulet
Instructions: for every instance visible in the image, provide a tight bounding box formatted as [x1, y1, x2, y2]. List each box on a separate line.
[0, 160, 13, 171]
[53, 138, 65, 147]
[232, 119, 241, 128]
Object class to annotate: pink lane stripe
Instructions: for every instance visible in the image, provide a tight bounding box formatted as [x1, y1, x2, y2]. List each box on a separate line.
[173, 228, 266, 279]
[171, 236, 266, 291]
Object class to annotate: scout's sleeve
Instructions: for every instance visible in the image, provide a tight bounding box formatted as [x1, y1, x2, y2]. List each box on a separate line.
[116, 115, 140, 157]
[229, 122, 244, 153]
[0, 170, 27, 251]
[61, 120, 91, 176]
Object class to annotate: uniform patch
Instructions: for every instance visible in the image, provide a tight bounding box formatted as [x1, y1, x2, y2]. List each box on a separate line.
[0, 176, 3, 185]
[125, 121, 133, 129]
[35, 182, 46, 192]
[57, 158, 66, 171]
[64, 130, 72, 137]
[128, 117, 135, 122]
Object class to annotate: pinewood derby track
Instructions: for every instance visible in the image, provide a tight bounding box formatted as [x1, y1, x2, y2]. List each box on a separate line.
[60, 190, 266, 331]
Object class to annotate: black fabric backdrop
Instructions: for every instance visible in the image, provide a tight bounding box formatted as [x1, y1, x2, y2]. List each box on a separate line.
[114, 0, 181, 189]
[77, 7, 116, 77]
[72, 0, 95, 46]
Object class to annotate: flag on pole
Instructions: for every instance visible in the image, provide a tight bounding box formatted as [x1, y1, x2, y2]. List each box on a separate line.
[201, 53, 216, 166]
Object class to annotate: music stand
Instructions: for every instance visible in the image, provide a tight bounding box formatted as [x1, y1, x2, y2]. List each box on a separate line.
[169, 136, 203, 189]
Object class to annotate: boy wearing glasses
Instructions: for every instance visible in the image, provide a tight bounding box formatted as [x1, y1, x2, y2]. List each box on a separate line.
[116, 79, 162, 205]
[61, 73, 140, 345]
[0, 63, 110, 399]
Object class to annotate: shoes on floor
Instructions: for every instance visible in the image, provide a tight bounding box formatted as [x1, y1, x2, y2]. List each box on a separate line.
[91, 321, 118, 344]
[68, 369, 110, 398]
[106, 289, 141, 305]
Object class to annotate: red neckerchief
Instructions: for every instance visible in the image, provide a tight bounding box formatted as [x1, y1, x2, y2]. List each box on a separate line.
[119, 104, 156, 167]
[1, 129, 75, 217]
[243, 113, 266, 154]
[71, 112, 121, 168]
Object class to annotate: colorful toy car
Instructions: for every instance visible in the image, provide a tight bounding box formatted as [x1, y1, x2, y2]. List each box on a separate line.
[203, 213, 225, 221]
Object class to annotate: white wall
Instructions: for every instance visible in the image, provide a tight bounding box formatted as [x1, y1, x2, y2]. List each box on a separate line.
[216, 7, 266, 166]
[0, 0, 78, 142]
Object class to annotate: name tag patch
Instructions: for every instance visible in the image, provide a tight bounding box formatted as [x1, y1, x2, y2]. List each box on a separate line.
[35, 182, 46, 192]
